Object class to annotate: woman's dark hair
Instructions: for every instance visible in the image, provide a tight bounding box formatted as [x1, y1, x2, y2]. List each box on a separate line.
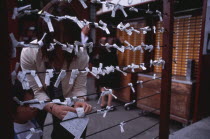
[38, 0, 81, 68]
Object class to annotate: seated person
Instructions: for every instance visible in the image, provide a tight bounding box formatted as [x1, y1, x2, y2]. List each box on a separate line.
[12, 80, 41, 139]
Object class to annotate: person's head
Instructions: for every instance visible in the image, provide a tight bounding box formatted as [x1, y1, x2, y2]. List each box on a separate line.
[81, 25, 90, 36]
[38, 0, 81, 67]
[12, 80, 38, 123]
[99, 37, 107, 45]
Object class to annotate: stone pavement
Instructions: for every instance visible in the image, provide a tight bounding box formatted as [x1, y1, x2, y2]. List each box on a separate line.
[169, 117, 210, 139]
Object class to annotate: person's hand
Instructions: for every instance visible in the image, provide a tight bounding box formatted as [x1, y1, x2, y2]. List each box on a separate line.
[74, 101, 92, 114]
[52, 104, 76, 120]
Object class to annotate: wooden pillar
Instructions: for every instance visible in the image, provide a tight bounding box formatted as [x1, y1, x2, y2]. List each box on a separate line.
[0, 0, 14, 138]
[159, 0, 174, 139]
[193, 0, 209, 122]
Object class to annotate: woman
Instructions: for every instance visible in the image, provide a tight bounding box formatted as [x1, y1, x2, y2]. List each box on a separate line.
[97, 37, 121, 109]
[20, 1, 92, 138]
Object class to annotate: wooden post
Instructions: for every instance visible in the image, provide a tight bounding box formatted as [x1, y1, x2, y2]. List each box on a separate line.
[193, 0, 209, 122]
[159, 0, 174, 139]
[0, 0, 14, 138]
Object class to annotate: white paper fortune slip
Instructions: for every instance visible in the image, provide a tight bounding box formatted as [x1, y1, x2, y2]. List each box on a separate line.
[60, 112, 89, 139]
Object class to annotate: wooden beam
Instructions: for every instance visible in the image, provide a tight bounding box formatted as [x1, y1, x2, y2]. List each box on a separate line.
[159, 0, 174, 139]
[193, 0, 208, 122]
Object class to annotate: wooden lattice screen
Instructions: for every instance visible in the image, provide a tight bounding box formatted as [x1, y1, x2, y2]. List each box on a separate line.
[154, 15, 202, 78]
[117, 21, 146, 66]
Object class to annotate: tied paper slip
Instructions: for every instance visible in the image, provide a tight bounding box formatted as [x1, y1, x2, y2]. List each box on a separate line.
[60, 112, 89, 139]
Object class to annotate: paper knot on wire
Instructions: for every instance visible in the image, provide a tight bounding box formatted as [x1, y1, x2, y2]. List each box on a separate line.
[113, 44, 125, 52]
[139, 63, 147, 70]
[117, 23, 139, 36]
[54, 39, 70, 52]
[97, 109, 105, 114]
[81, 19, 92, 27]
[150, 58, 165, 69]
[123, 63, 139, 72]
[17, 71, 30, 90]
[115, 66, 127, 76]
[40, 11, 54, 32]
[45, 69, 54, 86]
[153, 26, 156, 34]
[91, 67, 100, 79]
[124, 40, 134, 51]
[104, 1, 114, 9]
[145, 4, 153, 14]
[117, 22, 131, 35]
[51, 98, 75, 107]
[10, 33, 46, 57]
[140, 26, 151, 34]
[30, 70, 43, 88]
[128, 83, 135, 93]
[13, 97, 24, 106]
[97, 63, 104, 76]
[25, 128, 42, 139]
[130, 64, 140, 72]
[98, 88, 117, 104]
[29, 100, 46, 110]
[81, 67, 90, 74]
[119, 121, 126, 133]
[91, 0, 103, 4]
[137, 80, 144, 88]
[22, 9, 39, 15]
[103, 106, 114, 118]
[65, 15, 84, 29]
[101, 43, 112, 52]
[12, 5, 31, 20]
[31, 33, 47, 47]
[156, 10, 163, 22]
[69, 69, 79, 84]
[67, 0, 88, 9]
[99, 20, 110, 34]
[54, 70, 66, 88]
[124, 100, 136, 107]
[112, 4, 127, 18]
[13, 97, 46, 109]
[129, 7, 138, 12]
[117, 22, 130, 31]
[104, 66, 115, 75]
[153, 74, 157, 80]
[94, 20, 110, 34]
[72, 96, 85, 103]
[74, 41, 82, 55]
[141, 42, 154, 52]
[134, 45, 144, 53]
[10, 33, 29, 57]
[52, 99, 62, 104]
[127, 27, 140, 35]
[65, 98, 74, 106]
[101, 43, 124, 53]
[85, 42, 93, 53]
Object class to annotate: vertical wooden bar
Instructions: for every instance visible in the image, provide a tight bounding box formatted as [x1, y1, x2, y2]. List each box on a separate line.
[193, 0, 208, 122]
[0, 0, 13, 138]
[159, 0, 174, 139]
